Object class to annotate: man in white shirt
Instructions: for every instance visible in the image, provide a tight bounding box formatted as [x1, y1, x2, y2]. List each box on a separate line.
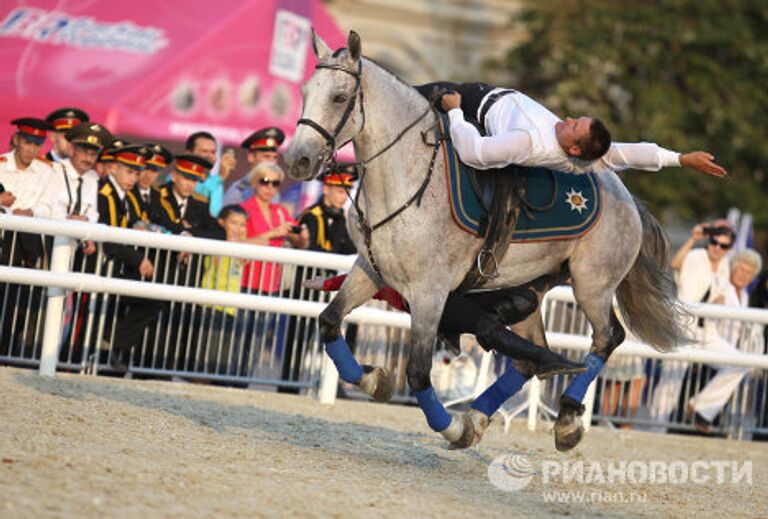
[418, 82, 726, 177]
[0, 117, 56, 265]
[49, 122, 112, 225]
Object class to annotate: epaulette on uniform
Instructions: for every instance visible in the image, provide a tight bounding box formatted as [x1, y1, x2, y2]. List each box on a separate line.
[160, 187, 169, 197]
[191, 192, 208, 203]
[99, 182, 113, 197]
[0, 156, 7, 163]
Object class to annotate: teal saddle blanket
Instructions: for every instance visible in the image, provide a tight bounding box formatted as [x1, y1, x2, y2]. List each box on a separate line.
[439, 113, 602, 242]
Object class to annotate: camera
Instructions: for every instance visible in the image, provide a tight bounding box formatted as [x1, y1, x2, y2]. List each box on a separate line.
[702, 225, 729, 237]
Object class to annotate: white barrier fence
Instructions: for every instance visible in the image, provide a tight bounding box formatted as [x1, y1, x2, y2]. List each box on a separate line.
[1, 214, 767, 440]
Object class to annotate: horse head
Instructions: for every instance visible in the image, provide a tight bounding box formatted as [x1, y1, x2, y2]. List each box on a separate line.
[285, 30, 365, 181]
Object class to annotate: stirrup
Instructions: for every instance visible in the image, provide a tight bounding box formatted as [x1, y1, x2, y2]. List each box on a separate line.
[477, 249, 499, 279]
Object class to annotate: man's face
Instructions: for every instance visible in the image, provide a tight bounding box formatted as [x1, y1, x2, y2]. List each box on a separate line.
[51, 131, 72, 158]
[12, 135, 42, 168]
[112, 163, 140, 192]
[555, 116, 592, 157]
[191, 137, 217, 165]
[70, 145, 99, 174]
[171, 171, 199, 199]
[247, 150, 279, 166]
[323, 184, 348, 209]
[139, 168, 160, 189]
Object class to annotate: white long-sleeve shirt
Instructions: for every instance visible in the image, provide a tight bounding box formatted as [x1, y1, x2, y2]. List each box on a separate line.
[447, 89, 681, 173]
[0, 151, 54, 217]
[49, 159, 100, 223]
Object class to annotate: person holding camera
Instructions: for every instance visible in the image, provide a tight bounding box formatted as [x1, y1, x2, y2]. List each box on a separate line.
[650, 219, 736, 429]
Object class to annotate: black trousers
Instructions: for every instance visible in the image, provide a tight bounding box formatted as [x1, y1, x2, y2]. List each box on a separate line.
[415, 81, 495, 123]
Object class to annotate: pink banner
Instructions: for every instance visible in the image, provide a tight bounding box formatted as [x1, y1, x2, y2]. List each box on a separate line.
[0, 0, 345, 148]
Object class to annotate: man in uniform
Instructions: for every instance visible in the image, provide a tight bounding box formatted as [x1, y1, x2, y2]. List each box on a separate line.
[133, 143, 172, 223]
[49, 122, 112, 224]
[44, 107, 89, 163]
[0, 117, 55, 355]
[95, 138, 129, 179]
[222, 127, 284, 206]
[154, 154, 225, 240]
[96, 145, 163, 371]
[279, 165, 357, 393]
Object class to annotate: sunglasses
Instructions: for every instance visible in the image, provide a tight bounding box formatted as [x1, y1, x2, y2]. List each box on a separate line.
[258, 178, 281, 188]
[708, 237, 732, 250]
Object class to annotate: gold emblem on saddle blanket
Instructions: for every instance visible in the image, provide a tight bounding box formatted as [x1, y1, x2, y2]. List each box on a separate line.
[565, 188, 589, 214]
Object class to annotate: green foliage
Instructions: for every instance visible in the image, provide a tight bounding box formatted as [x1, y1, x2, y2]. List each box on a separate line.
[487, 0, 768, 226]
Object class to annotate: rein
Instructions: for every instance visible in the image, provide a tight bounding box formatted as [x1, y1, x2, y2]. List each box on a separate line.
[298, 57, 444, 280]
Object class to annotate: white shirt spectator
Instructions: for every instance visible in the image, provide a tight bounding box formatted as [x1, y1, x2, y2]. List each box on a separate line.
[677, 248, 731, 304]
[0, 151, 53, 217]
[49, 159, 99, 223]
[447, 89, 682, 173]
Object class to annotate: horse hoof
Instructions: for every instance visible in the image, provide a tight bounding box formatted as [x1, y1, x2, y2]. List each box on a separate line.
[465, 409, 490, 446]
[445, 413, 476, 449]
[554, 396, 585, 452]
[359, 365, 393, 402]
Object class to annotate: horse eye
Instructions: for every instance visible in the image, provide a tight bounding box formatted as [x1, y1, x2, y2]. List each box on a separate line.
[333, 94, 348, 104]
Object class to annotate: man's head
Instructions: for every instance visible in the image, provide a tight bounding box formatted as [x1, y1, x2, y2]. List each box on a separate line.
[171, 153, 212, 199]
[241, 127, 284, 166]
[185, 131, 217, 165]
[140, 143, 172, 189]
[45, 107, 89, 159]
[555, 116, 612, 161]
[109, 145, 148, 192]
[98, 138, 129, 178]
[10, 117, 53, 168]
[66, 122, 113, 175]
[320, 164, 357, 209]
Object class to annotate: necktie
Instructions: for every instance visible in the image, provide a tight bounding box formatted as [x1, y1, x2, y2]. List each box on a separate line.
[73, 177, 83, 215]
[179, 199, 187, 219]
[142, 191, 149, 205]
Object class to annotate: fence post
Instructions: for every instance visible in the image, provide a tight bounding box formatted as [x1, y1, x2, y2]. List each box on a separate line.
[527, 376, 540, 431]
[582, 380, 597, 432]
[318, 351, 339, 405]
[39, 236, 73, 377]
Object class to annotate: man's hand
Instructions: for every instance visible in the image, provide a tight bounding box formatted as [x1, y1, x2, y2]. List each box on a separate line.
[0, 192, 15, 208]
[12, 208, 33, 217]
[82, 241, 97, 256]
[680, 151, 727, 178]
[441, 92, 462, 112]
[219, 151, 237, 181]
[138, 258, 154, 279]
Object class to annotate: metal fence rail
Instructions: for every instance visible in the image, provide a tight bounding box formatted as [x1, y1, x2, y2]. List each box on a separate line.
[2, 213, 768, 441]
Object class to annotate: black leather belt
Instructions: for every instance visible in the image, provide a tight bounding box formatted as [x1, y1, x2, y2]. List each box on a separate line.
[478, 89, 516, 129]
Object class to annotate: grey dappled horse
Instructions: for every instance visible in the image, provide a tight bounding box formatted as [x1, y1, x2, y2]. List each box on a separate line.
[285, 31, 688, 451]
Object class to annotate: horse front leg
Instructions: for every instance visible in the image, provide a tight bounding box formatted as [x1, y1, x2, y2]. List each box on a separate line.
[406, 289, 476, 447]
[318, 258, 394, 401]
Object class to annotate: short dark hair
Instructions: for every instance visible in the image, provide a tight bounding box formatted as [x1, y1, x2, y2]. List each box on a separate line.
[185, 131, 216, 152]
[579, 118, 612, 161]
[219, 204, 247, 221]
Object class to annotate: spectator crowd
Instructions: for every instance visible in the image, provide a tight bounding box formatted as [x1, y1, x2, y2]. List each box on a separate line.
[0, 108, 359, 383]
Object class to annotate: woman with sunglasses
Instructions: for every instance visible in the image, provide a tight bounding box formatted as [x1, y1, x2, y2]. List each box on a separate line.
[651, 219, 736, 430]
[241, 162, 307, 294]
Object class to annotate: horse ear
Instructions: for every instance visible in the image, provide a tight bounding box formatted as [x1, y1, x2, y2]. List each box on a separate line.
[347, 30, 361, 62]
[312, 28, 332, 61]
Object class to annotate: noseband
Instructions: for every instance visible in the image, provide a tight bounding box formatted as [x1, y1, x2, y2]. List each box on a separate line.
[296, 60, 364, 157]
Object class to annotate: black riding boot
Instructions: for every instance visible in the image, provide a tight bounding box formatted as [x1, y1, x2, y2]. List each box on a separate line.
[476, 317, 585, 378]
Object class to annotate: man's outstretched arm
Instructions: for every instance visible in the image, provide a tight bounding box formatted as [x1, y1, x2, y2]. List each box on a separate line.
[598, 144, 727, 177]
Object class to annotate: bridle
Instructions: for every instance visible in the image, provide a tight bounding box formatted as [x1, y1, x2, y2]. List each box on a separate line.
[296, 57, 444, 280]
[297, 59, 365, 157]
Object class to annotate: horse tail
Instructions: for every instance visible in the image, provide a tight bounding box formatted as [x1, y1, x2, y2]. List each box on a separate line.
[615, 198, 692, 352]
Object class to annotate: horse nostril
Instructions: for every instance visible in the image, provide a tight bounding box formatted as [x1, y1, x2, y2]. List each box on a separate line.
[292, 156, 311, 178]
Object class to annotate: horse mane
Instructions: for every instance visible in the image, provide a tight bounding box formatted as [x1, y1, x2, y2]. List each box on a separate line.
[325, 48, 422, 97]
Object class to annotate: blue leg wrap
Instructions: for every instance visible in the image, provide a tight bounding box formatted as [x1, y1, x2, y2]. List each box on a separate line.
[563, 352, 605, 402]
[325, 336, 363, 384]
[471, 365, 526, 417]
[415, 387, 452, 432]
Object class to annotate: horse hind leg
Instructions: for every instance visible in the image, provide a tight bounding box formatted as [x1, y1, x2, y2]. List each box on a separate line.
[318, 260, 393, 402]
[555, 296, 627, 452]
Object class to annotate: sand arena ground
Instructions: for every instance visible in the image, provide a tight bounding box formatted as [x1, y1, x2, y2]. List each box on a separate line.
[0, 366, 765, 518]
